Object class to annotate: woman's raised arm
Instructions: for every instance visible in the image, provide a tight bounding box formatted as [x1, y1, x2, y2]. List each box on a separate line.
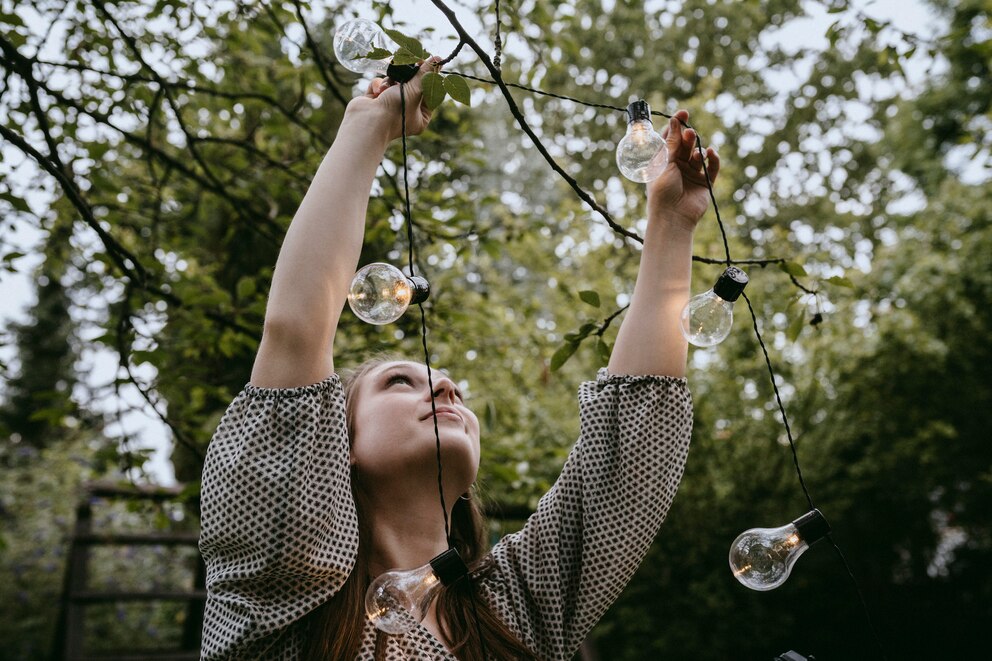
[250, 63, 435, 388]
[607, 109, 720, 378]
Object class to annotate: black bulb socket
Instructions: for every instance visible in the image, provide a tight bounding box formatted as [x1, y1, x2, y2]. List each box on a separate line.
[792, 509, 830, 546]
[626, 99, 652, 124]
[407, 276, 430, 305]
[713, 266, 749, 302]
[386, 62, 421, 83]
[430, 548, 469, 586]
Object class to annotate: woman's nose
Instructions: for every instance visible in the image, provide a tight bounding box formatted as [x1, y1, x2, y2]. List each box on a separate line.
[429, 375, 458, 402]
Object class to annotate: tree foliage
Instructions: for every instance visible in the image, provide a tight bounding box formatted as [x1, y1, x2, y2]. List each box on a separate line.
[1, 0, 989, 658]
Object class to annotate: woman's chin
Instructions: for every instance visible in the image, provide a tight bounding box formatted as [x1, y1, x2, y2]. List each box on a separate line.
[437, 435, 480, 476]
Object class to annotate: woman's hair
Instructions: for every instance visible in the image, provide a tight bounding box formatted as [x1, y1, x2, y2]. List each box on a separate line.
[303, 355, 539, 661]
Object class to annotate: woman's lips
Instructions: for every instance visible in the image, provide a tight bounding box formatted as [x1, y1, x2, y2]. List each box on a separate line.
[422, 407, 462, 423]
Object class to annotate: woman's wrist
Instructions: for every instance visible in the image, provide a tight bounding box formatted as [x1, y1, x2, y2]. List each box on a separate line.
[646, 210, 697, 244]
[340, 102, 395, 151]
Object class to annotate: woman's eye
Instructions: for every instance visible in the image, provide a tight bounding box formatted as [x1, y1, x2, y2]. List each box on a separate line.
[387, 374, 413, 387]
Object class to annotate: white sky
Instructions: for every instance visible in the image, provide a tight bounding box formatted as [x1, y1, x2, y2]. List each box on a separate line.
[0, 0, 950, 484]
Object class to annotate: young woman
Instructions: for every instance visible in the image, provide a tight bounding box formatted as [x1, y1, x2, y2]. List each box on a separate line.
[198, 61, 720, 660]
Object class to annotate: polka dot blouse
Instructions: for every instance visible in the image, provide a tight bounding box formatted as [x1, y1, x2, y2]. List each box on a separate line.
[198, 369, 692, 659]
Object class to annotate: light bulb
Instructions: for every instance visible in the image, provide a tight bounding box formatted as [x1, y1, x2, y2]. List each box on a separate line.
[680, 266, 749, 347]
[348, 262, 430, 325]
[729, 509, 830, 591]
[366, 548, 468, 634]
[616, 100, 668, 183]
[333, 18, 420, 83]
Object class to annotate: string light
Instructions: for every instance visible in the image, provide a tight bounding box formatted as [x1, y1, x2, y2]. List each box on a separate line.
[360, 79, 491, 656]
[365, 548, 469, 634]
[348, 262, 430, 325]
[680, 266, 749, 347]
[616, 100, 668, 183]
[333, 18, 420, 82]
[730, 510, 831, 591]
[338, 3, 882, 654]
[0, 0, 895, 654]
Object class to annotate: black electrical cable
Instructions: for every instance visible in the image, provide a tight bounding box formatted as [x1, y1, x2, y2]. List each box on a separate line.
[404, 6, 887, 655]
[686, 90, 885, 659]
[683, 71, 888, 661]
[399, 80, 489, 659]
[399, 82, 451, 544]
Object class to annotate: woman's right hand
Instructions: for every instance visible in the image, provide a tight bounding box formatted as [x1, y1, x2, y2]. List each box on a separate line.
[346, 58, 439, 142]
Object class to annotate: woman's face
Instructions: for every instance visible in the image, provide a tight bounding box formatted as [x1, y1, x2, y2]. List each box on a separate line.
[349, 361, 481, 491]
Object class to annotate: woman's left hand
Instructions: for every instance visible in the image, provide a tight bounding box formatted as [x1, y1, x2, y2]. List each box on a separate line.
[345, 58, 440, 142]
[646, 109, 720, 233]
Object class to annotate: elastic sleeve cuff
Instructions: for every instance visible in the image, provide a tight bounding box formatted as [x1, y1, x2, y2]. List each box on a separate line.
[241, 373, 342, 399]
[594, 367, 688, 388]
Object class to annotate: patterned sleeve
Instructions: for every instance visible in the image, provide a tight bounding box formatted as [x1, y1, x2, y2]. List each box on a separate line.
[484, 369, 693, 661]
[197, 374, 357, 659]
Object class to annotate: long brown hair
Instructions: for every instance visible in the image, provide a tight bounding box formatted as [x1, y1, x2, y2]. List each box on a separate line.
[303, 355, 538, 660]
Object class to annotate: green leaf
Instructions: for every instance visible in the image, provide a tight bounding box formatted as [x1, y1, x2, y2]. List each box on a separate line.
[236, 276, 256, 299]
[596, 338, 612, 363]
[130, 349, 158, 366]
[0, 191, 31, 213]
[483, 400, 497, 432]
[422, 72, 447, 110]
[390, 48, 421, 66]
[780, 261, 808, 278]
[787, 309, 806, 342]
[443, 74, 471, 106]
[826, 21, 844, 47]
[578, 290, 600, 307]
[383, 28, 429, 59]
[482, 240, 502, 260]
[825, 275, 854, 288]
[179, 481, 201, 502]
[358, 46, 393, 61]
[550, 341, 579, 371]
[563, 321, 598, 342]
[5, 28, 26, 48]
[0, 12, 26, 28]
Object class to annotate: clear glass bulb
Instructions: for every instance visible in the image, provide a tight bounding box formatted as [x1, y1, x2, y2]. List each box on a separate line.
[365, 549, 468, 634]
[729, 510, 829, 591]
[333, 18, 393, 77]
[729, 523, 808, 591]
[616, 119, 668, 183]
[680, 289, 735, 347]
[348, 263, 429, 325]
[680, 266, 749, 347]
[365, 563, 442, 634]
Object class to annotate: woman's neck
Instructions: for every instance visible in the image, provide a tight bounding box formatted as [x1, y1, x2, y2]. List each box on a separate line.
[364, 492, 453, 575]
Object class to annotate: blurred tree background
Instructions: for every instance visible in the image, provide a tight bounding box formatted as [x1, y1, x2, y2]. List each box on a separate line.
[1, 0, 988, 658]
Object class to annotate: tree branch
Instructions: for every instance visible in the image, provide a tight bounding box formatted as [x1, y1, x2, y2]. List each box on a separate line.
[428, 0, 644, 245]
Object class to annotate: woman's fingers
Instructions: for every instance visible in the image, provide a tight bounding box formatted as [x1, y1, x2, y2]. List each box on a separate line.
[399, 57, 440, 94]
[683, 146, 720, 187]
[666, 109, 693, 159]
[680, 128, 697, 162]
[666, 115, 683, 153]
[705, 147, 720, 181]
